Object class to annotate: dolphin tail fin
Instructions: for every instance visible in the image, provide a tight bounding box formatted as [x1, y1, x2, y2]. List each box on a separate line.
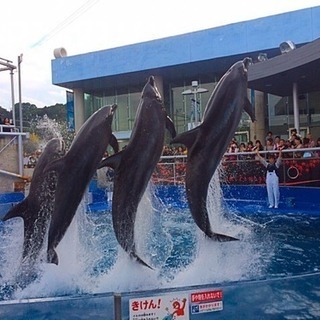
[131, 252, 154, 270]
[207, 231, 239, 242]
[170, 127, 199, 149]
[47, 248, 59, 265]
[109, 134, 119, 153]
[98, 151, 123, 170]
[2, 199, 29, 221]
[165, 116, 177, 139]
[244, 97, 255, 122]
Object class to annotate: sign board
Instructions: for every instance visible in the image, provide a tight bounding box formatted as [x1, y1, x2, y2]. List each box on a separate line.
[190, 289, 223, 315]
[129, 293, 189, 320]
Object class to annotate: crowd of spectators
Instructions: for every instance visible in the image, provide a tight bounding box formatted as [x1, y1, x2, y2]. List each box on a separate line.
[158, 129, 320, 160]
[226, 130, 320, 160]
[162, 145, 187, 156]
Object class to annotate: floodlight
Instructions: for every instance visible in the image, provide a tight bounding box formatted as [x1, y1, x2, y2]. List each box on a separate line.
[279, 41, 296, 54]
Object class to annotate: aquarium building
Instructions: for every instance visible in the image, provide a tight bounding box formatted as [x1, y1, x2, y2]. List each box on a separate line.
[51, 6, 320, 143]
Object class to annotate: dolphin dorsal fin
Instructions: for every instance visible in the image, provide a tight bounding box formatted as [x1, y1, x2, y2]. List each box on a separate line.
[98, 151, 123, 170]
[2, 198, 29, 221]
[166, 116, 177, 139]
[170, 128, 199, 150]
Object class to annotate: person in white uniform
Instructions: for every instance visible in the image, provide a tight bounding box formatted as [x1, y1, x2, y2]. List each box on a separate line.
[256, 149, 282, 208]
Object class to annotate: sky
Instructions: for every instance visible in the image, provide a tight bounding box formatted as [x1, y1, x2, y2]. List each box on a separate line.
[1, 0, 320, 111]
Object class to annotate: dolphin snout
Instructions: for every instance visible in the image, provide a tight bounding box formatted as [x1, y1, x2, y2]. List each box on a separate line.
[243, 57, 253, 72]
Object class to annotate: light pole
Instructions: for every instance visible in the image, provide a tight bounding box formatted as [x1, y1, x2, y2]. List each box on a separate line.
[182, 81, 208, 129]
[0, 57, 16, 125]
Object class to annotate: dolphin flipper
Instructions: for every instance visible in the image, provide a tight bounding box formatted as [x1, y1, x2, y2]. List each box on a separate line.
[98, 151, 123, 170]
[2, 199, 29, 221]
[244, 97, 255, 122]
[170, 127, 200, 149]
[109, 134, 119, 153]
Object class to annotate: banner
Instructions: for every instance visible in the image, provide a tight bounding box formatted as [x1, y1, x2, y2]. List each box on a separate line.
[66, 91, 75, 131]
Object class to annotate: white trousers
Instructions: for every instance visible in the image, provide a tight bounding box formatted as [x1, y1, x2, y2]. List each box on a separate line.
[266, 172, 280, 207]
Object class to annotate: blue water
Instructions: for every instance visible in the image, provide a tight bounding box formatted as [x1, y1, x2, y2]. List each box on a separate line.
[0, 182, 320, 319]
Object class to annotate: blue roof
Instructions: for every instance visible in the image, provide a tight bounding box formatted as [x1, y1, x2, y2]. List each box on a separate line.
[52, 6, 320, 89]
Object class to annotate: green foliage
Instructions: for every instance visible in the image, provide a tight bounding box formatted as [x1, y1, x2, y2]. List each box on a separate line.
[12, 102, 67, 129]
[0, 102, 67, 128]
[0, 106, 11, 120]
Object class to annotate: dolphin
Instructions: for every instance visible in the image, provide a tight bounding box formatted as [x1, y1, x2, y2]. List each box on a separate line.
[171, 57, 255, 241]
[2, 138, 65, 268]
[98, 76, 176, 268]
[45, 105, 119, 265]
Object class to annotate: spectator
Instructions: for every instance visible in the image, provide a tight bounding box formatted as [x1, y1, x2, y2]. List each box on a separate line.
[253, 140, 264, 151]
[265, 131, 273, 142]
[307, 133, 315, 148]
[239, 142, 246, 152]
[293, 136, 303, 158]
[277, 139, 288, 157]
[273, 136, 280, 150]
[256, 148, 282, 209]
[302, 137, 313, 158]
[244, 140, 255, 159]
[28, 153, 37, 168]
[2, 118, 11, 132]
[238, 142, 247, 160]
[227, 140, 239, 160]
[265, 138, 274, 152]
[289, 128, 301, 142]
[23, 152, 29, 168]
[246, 141, 254, 152]
[315, 138, 320, 157]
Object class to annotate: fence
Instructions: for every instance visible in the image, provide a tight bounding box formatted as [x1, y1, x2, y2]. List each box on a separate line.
[0, 126, 27, 178]
[153, 148, 320, 187]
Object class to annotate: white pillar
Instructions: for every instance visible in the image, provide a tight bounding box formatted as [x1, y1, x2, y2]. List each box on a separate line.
[74, 88, 85, 133]
[249, 90, 266, 142]
[292, 82, 300, 133]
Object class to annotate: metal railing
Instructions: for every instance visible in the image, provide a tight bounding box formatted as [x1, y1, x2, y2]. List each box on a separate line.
[0, 126, 27, 176]
[153, 148, 320, 187]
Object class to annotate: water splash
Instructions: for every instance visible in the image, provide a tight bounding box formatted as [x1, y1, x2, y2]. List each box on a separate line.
[0, 173, 273, 301]
[28, 115, 74, 152]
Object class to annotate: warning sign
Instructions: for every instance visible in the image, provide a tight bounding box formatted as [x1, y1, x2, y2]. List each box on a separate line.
[129, 293, 189, 320]
[190, 289, 223, 315]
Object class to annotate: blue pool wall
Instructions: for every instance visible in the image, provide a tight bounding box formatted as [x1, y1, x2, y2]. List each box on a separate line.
[1, 272, 319, 319]
[87, 181, 320, 214]
[1, 182, 319, 217]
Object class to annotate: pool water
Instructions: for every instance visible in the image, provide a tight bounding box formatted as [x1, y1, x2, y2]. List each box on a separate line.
[0, 182, 320, 319]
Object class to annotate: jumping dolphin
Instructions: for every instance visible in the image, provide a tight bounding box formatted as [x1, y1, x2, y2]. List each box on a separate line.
[2, 138, 65, 267]
[171, 57, 255, 241]
[98, 76, 176, 268]
[45, 105, 119, 265]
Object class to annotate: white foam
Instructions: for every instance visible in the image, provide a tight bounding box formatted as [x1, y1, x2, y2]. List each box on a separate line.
[1, 174, 272, 300]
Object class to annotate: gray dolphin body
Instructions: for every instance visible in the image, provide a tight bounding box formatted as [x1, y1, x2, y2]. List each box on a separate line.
[2, 138, 65, 267]
[171, 58, 255, 241]
[98, 76, 176, 268]
[45, 105, 119, 265]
